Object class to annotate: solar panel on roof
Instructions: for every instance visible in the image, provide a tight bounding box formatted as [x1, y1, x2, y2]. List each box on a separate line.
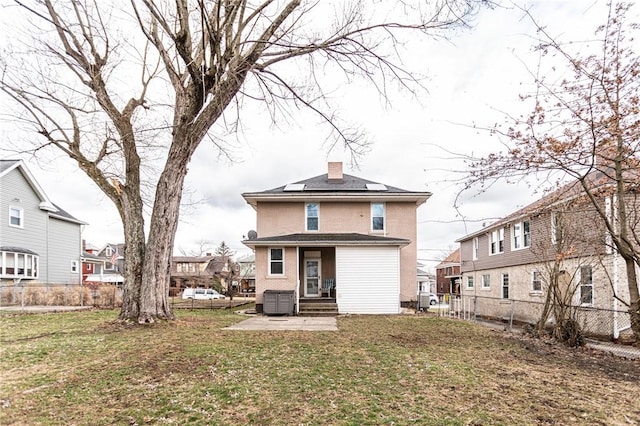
[283, 183, 305, 191]
[366, 183, 387, 191]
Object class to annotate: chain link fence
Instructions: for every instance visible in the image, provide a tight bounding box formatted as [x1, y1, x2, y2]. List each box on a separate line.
[420, 292, 638, 359]
[0, 283, 122, 310]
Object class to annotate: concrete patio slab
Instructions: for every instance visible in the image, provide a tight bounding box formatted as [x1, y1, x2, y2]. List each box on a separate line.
[224, 315, 338, 331]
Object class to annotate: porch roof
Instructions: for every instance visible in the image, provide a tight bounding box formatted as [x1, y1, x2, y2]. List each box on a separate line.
[242, 233, 410, 248]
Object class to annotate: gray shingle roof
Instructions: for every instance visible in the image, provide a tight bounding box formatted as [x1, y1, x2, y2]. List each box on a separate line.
[261, 173, 411, 194]
[243, 233, 410, 247]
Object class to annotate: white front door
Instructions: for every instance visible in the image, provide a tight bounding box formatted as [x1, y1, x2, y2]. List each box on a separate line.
[304, 258, 321, 297]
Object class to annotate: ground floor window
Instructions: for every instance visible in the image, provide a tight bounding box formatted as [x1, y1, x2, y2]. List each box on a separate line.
[0, 251, 39, 278]
[532, 271, 542, 292]
[269, 248, 284, 275]
[466, 276, 474, 289]
[580, 266, 593, 305]
[501, 273, 509, 299]
[482, 274, 490, 289]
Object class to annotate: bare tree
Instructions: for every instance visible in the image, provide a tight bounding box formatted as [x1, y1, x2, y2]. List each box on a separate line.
[465, 2, 640, 341]
[528, 201, 598, 346]
[0, 0, 486, 323]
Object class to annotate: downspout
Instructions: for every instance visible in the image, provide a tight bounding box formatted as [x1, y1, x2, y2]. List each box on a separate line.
[610, 195, 619, 340]
[295, 247, 300, 315]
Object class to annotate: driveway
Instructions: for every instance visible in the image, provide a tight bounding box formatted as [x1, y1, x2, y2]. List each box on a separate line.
[225, 315, 338, 331]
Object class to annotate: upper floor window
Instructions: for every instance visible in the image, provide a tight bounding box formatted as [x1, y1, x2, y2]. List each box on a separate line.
[512, 221, 531, 250]
[580, 266, 593, 305]
[306, 203, 319, 231]
[532, 270, 542, 292]
[472, 237, 479, 260]
[489, 228, 504, 255]
[501, 273, 509, 299]
[105, 246, 113, 257]
[71, 260, 79, 273]
[9, 206, 24, 228]
[371, 203, 385, 231]
[269, 248, 284, 275]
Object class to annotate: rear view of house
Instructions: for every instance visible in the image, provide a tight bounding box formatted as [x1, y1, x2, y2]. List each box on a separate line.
[242, 162, 430, 315]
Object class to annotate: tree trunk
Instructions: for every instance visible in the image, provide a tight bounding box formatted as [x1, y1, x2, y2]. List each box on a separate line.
[623, 257, 640, 342]
[117, 180, 146, 322]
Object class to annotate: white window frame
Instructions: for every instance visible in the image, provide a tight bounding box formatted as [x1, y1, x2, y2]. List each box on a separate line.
[531, 270, 542, 292]
[501, 273, 509, 299]
[466, 276, 474, 289]
[105, 246, 113, 257]
[489, 228, 504, 255]
[71, 260, 79, 273]
[9, 206, 24, 228]
[481, 274, 490, 289]
[580, 265, 593, 305]
[0, 251, 39, 279]
[472, 237, 479, 260]
[305, 203, 319, 231]
[268, 247, 285, 276]
[371, 202, 385, 232]
[512, 221, 531, 250]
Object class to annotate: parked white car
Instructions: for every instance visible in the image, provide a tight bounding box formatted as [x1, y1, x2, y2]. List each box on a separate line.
[182, 288, 225, 300]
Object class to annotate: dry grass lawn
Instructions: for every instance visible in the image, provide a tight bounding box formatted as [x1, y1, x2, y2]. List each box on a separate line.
[0, 308, 638, 425]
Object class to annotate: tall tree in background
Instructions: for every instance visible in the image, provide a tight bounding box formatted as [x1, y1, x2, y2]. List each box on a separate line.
[467, 2, 640, 340]
[0, 0, 486, 323]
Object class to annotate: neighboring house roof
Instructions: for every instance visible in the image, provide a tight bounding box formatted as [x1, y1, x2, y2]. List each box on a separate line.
[0, 159, 85, 224]
[243, 233, 410, 248]
[242, 172, 431, 207]
[173, 256, 215, 263]
[237, 254, 255, 263]
[436, 248, 460, 268]
[81, 251, 104, 263]
[84, 274, 124, 283]
[0, 246, 39, 255]
[456, 169, 637, 242]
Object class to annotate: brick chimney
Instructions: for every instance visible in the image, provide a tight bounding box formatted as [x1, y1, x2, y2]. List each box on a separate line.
[328, 162, 343, 183]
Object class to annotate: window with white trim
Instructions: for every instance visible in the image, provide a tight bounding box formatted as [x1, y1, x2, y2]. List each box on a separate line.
[532, 271, 542, 292]
[371, 203, 385, 231]
[306, 203, 319, 231]
[512, 221, 531, 250]
[489, 228, 504, 255]
[482, 274, 490, 289]
[466, 276, 474, 289]
[9, 206, 24, 228]
[501, 273, 509, 299]
[269, 248, 284, 275]
[0, 251, 39, 279]
[580, 266, 593, 305]
[472, 237, 479, 260]
[71, 260, 79, 272]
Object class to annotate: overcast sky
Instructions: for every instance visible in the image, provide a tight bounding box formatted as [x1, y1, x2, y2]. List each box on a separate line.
[0, 1, 624, 270]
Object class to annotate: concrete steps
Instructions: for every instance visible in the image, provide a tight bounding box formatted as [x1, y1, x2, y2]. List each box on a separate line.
[298, 299, 338, 317]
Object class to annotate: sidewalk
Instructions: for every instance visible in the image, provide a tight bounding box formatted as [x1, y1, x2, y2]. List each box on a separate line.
[224, 315, 338, 331]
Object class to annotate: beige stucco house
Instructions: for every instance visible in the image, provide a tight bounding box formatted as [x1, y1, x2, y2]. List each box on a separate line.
[242, 162, 430, 315]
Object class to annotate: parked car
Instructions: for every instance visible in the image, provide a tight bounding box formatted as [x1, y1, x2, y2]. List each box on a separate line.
[182, 288, 225, 300]
[429, 293, 438, 305]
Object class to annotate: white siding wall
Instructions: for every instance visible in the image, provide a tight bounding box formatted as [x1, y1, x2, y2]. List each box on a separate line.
[1, 167, 82, 284]
[336, 246, 400, 314]
[47, 217, 82, 284]
[1, 168, 49, 282]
